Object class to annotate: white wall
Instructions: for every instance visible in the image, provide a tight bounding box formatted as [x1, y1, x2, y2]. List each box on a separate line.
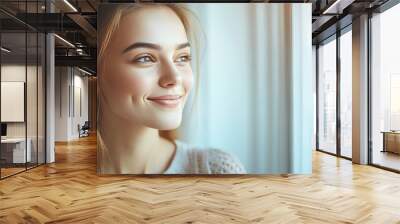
[55, 66, 68, 141]
[72, 73, 89, 138]
[1, 65, 39, 137]
[55, 67, 89, 141]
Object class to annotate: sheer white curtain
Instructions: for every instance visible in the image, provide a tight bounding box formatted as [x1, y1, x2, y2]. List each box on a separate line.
[179, 3, 313, 174]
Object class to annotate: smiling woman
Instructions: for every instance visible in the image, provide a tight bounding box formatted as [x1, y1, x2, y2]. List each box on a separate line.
[97, 3, 246, 175]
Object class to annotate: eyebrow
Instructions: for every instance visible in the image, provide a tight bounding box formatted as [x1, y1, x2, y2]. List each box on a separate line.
[122, 42, 190, 54]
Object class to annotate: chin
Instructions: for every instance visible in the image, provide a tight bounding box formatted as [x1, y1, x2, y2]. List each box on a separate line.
[147, 116, 182, 131]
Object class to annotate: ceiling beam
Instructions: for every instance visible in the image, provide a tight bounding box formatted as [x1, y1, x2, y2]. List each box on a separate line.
[322, 0, 356, 14]
[55, 55, 96, 72]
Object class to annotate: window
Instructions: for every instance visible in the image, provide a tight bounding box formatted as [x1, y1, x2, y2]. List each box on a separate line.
[318, 37, 337, 154]
[371, 2, 400, 171]
[340, 29, 352, 158]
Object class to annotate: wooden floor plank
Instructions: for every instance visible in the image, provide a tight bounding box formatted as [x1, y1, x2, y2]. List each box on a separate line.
[1, 134, 400, 223]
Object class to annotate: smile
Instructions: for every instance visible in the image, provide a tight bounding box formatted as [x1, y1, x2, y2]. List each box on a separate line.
[147, 95, 183, 108]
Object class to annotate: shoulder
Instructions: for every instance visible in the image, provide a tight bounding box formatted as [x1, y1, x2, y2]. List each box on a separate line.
[166, 140, 246, 174]
[203, 148, 247, 174]
[169, 140, 246, 174]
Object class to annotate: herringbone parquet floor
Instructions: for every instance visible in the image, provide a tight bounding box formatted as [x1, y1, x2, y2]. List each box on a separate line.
[1, 134, 400, 223]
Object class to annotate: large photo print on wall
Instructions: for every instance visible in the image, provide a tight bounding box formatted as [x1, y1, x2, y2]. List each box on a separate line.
[97, 3, 313, 174]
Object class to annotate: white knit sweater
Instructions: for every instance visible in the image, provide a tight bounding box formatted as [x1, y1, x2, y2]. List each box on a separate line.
[164, 140, 246, 174]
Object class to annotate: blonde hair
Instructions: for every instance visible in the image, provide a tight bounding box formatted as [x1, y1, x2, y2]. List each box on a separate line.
[97, 3, 204, 173]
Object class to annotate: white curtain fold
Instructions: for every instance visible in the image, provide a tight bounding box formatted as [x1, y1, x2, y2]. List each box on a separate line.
[180, 3, 313, 174]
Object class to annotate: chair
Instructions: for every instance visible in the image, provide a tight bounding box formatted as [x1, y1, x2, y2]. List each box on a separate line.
[78, 121, 90, 138]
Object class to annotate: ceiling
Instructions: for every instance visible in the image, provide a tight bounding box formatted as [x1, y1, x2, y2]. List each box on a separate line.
[0, 0, 396, 75]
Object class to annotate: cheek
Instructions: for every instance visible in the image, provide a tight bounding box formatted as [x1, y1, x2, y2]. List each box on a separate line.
[182, 67, 194, 94]
[122, 75, 149, 100]
[104, 64, 156, 102]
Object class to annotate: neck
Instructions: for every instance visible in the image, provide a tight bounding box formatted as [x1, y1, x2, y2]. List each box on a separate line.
[99, 105, 175, 174]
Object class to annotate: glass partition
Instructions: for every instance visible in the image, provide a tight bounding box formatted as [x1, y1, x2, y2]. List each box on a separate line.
[1, 30, 28, 178]
[38, 32, 45, 165]
[27, 30, 38, 169]
[0, 1, 46, 179]
[317, 37, 337, 155]
[371, 3, 400, 171]
[340, 29, 352, 158]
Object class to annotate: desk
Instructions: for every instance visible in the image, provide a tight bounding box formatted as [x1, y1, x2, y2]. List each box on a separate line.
[1, 138, 31, 163]
[381, 131, 400, 154]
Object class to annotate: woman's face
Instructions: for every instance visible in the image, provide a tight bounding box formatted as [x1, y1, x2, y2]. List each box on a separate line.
[101, 6, 193, 130]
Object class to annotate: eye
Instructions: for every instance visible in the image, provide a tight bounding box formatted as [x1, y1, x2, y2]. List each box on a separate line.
[134, 54, 156, 64]
[175, 55, 192, 64]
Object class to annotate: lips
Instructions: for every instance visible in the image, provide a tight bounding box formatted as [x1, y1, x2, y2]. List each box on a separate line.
[147, 95, 183, 108]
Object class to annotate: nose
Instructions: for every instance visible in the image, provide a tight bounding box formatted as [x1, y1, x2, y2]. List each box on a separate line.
[158, 60, 182, 89]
